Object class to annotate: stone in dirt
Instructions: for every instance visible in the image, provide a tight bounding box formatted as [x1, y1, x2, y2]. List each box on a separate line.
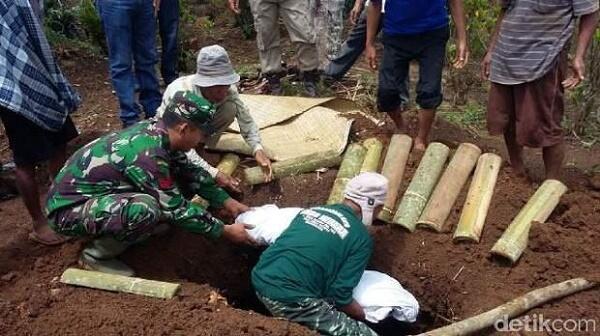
[1, 272, 18, 282]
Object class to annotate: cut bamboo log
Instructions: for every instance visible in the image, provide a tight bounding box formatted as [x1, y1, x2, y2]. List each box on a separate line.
[360, 138, 384, 173]
[393, 142, 450, 231]
[490, 179, 567, 263]
[417, 143, 482, 232]
[216, 153, 240, 176]
[377, 135, 413, 223]
[327, 143, 368, 204]
[453, 153, 502, 243]
[60, 268, 181, 299]
[244, 151, 342, 185]
[414, 278, 596, 336]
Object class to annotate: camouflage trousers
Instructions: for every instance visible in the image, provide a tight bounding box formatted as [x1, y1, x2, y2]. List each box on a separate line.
[256, 292, 378, 336]
[48, 193, 162, 243]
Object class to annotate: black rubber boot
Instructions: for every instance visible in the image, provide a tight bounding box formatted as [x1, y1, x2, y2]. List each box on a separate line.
[302, 70, 320, 97]
[265, 73, 282, 95]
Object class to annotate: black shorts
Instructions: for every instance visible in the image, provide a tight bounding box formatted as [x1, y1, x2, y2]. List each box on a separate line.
[377, 26, 449, 113]
[0, 107, 78, 166]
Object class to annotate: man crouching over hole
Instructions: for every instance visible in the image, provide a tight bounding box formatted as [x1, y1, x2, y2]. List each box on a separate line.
[45, 91, 256, 276]
[252, 172, 388, 336]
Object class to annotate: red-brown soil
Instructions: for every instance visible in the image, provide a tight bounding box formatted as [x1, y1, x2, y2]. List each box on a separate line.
[1, 17, 600, 336]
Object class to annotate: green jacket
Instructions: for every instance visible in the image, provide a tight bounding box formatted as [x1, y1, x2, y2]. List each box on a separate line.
[252, 204, 373, 306]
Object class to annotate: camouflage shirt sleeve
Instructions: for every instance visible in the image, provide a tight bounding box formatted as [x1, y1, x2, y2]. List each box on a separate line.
[169, 150, 231, 207]
[123, 151, 225, 239]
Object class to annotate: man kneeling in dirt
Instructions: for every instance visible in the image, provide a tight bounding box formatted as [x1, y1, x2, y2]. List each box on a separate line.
[45, 92, 255, 276]
[252, 172, 388, 336]
[157, 45, 272, 191]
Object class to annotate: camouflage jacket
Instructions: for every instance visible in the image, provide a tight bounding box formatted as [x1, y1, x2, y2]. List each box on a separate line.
[46, 119, 230, 239]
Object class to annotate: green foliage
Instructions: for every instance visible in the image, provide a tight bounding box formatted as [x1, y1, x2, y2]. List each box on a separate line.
[44, 0, 105, 54]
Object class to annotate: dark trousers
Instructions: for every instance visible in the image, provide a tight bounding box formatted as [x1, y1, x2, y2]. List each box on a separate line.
[158, 0, 179, 86]
[378, 26, 449, 113]
[324, 9, 378, 80]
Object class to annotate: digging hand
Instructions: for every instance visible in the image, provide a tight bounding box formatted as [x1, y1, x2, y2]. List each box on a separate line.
[222, 222, 257, 246]
[216, 171, 242, 193]
[254, 150, 273, 182]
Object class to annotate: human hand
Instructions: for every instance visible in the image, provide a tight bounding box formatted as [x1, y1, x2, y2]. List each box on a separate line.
[481, 51, 492, 80]
[227, 0, 241, 14]
[562, 56, 585, 89]
[222, 222, 257, 246]
[349, 4, 362, 25]
[453, 38, 469, 69]
[366, 44, 377, 71]
[153, 0, 161, 16]
[254, 150, 273, 182]
[223, 198, 250, 218]
[216, 171, 242, 193]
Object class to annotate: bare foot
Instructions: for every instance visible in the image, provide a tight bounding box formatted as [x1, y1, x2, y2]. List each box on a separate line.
[29, 225, 69, 246]
[413, 138, 427, 152]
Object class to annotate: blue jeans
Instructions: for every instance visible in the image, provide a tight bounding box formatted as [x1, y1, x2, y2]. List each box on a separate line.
[97, 0, 162, 126]
[324, 9, 377, 80]
[158, 0, 179, 86]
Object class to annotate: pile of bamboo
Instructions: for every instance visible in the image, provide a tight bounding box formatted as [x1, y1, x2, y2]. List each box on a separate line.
[218, 135, 569, 265]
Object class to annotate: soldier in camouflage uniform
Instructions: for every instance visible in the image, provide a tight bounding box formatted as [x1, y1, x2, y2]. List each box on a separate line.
[46, 91, 255, 276]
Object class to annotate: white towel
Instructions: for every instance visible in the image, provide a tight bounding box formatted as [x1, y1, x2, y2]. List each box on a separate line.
[353, 270, 420, 323]
[236, 204, 301, 245]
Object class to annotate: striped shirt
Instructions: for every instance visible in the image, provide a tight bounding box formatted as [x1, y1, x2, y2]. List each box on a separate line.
[490, 0, 599, 85]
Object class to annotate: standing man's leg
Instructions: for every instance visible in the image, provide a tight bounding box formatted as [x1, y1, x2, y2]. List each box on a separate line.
[49, 193, 162, 276]
[158, 0, 180, 86]
[324, 8, 368, 80]
[0, 109, 78, 245]
[487, 80, 526, 176]
[99, 0, 140, 127]
[414, 27, 449, 150]
[133, 0, 163, 119]
[249, 0, 283, 94]
[377, 34, 410, 132]
[280, 0, 319, 96]
[325, 0, 346, 61]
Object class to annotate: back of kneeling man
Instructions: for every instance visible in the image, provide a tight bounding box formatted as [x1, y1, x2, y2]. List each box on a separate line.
[252, 172, 388, 336]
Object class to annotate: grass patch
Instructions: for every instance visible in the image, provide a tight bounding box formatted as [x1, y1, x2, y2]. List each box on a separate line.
[439, 102, 486, 129]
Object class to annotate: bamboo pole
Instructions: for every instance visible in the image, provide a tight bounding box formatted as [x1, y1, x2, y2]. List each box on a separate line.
[490, 179, 567, 263]
[216, 153, 240, 176]
[417, 143, 482, 232]
[377, 135, 413, 223]
[327, 143, 367, 204]
[393, 142, 450, 231]
[453, 153, 502, 243]
[360, 138, 384, 173]
[244, 151, 342, 185]
[414, 278, 597, 336]
[60, 268, 181, 299]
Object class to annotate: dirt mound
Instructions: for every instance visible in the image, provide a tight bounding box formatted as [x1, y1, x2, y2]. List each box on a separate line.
[1, 51, 600, 335]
